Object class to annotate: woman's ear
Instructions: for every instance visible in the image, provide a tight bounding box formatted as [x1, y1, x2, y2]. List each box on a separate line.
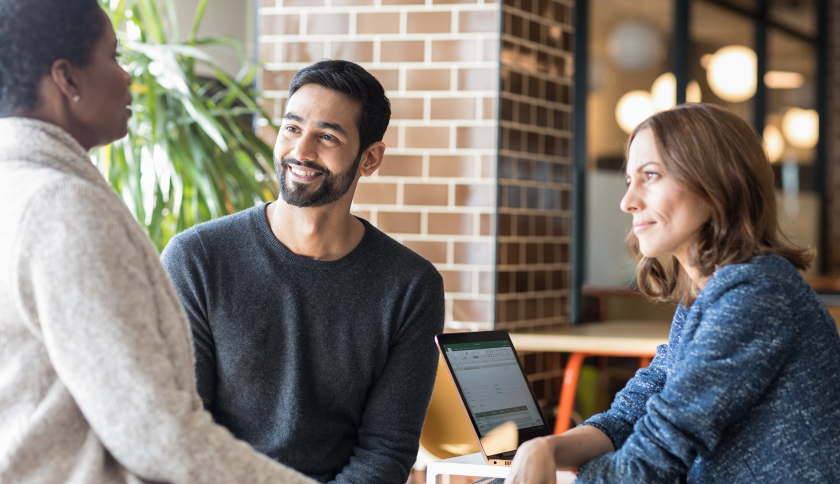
[49, 59, 80, 103]
[359, 141, 386, 177]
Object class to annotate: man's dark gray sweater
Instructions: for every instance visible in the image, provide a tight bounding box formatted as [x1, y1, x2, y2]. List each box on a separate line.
[160, 204, 445, 484]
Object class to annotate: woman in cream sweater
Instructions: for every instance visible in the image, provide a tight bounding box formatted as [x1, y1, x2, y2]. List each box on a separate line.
[0, 1, 317, 483]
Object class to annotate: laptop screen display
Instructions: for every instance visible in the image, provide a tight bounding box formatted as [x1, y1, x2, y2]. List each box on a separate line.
[442, 340, 546, 437]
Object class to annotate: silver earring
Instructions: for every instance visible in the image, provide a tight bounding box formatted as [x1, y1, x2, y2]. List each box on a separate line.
[72, 95, 80, 103]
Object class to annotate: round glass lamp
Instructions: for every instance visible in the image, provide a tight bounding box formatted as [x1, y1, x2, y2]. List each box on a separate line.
[616, 91, 655, 134]
[782, 108, 819, 149]
[706, 46, 757, 103]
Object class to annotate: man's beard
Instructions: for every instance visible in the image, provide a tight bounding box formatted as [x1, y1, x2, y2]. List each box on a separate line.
[275, 152, 362, 208]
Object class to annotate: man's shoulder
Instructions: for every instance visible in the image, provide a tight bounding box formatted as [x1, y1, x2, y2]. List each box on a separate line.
[361, 219, 441, 280]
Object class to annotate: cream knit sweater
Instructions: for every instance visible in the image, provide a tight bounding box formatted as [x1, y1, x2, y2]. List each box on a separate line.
[0, 117, 317, 484]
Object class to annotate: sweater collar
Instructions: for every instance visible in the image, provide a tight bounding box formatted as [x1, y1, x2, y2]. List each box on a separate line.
[0, 117, 106, 188]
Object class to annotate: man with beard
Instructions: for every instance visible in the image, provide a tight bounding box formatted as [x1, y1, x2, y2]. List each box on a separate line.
[160, 60, 445, 484]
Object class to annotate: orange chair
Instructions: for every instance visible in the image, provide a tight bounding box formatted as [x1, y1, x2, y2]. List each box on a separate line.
[419, 356, 479, 459]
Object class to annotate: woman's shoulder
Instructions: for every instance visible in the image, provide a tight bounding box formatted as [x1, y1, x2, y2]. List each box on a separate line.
[703, 255, 804, 297]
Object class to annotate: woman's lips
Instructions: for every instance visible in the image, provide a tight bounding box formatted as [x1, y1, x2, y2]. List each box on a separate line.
[633, 221, 655, 233]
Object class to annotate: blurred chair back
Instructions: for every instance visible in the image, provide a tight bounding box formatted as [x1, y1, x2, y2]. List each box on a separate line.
[419, 356, 480, 459]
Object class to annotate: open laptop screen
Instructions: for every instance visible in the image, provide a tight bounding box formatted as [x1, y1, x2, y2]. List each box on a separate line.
[441, 340, 546, 437]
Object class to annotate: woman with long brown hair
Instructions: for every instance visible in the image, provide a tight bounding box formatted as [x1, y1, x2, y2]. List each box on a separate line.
[503, 103, 840, 483]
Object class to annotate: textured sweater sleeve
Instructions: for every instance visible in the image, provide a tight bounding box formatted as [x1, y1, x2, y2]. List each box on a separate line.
[576, 275, 798, 484]
[12, 181, 316, 484]
[329, 268, 445, 484]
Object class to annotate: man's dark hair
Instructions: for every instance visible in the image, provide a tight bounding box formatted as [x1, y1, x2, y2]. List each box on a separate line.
[288, 60, 391, 155]
[0, 0, 106, 116]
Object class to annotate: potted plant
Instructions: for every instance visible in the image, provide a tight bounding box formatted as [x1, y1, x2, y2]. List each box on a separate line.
[94, 0, 278, 251]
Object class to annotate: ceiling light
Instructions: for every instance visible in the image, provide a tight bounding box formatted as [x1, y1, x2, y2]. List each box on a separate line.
[706, 45, 757, 103]
[782, 108, 819, 149]
[764, 71, 805, 89]
[616, 91, 655, 134]
[763, 125, 785, 163]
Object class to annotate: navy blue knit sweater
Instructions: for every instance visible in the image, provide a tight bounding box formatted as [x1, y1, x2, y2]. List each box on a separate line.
[579, 255, 840, 483]
[161, 205, 445, 484]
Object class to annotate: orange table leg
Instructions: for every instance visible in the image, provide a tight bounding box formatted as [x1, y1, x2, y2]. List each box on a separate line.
[639, 356, 652, 368]
[554, 352, 587, 435]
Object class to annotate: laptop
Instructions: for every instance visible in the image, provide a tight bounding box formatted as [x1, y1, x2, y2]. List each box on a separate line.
[435, 330, 552, 465]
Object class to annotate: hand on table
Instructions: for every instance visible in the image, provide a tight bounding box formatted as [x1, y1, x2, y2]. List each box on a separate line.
[503, 437, 573, 484]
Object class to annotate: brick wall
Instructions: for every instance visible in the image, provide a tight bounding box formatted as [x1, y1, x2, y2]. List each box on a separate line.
[256, 0, 573, 338]
[828, 1, 840, 276]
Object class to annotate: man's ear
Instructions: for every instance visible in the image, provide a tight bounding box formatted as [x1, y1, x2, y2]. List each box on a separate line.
[49, 59, 80, 102]
[359, 141, 386, 177]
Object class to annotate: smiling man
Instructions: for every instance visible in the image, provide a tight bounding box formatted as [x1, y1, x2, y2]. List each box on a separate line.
[160, 60, 445, 484]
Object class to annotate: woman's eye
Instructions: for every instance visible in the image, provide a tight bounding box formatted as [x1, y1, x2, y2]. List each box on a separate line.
[645, 172, 659, 180]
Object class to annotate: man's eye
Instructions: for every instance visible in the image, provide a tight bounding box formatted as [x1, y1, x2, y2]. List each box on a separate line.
[321, 134, 337, 142]
[285, 125, 299, 133]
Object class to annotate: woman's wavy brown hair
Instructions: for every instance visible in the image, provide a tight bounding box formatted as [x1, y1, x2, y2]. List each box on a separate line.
[625, 103, 813, 306]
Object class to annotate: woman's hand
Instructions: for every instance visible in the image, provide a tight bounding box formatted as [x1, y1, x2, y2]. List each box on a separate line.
[503, 437, 561, 484]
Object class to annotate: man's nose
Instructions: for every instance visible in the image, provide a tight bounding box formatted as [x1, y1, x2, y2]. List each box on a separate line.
[292, 133, 318, 161]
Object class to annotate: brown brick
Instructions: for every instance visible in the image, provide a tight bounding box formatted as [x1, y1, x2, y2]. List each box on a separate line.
[457, 127, 497, 149]
[381, 41, 425, 63]
[382, 0, 423, 4]
[455, 242, 492, 264]
[280, 42, 324, 63]
[378, 211, 421, 233]
[368, 69, 400, 91]
[404, 184, 449, 206]
[308, 13, 349, 35]
[432, 40, 478, 62]
[483, 97, 497, 120]
[260, 14, 300, 36]
[455, 184, 494, 207]
[261, 70, 298, 91]
[429, 213, 473, 235]
[453, 300, 491, 322]
[431, 97, 476, 120]
[481, 155, 496, 178]
[382, 125, 399, 149]
[390, 98, 424, 120]
[353, 182, 397, 204]
[259, 0, 274, 7]
[434, 0, 477, 3]
[480, 214, 493, 236]
[330, 41, 373, 62]
[405, 126, 449, 149]
[459, 68, 498, 91]
[440, 270, 472, 293]
[459, 10, 497, 33]
[403, 241, 448, 263]
[333, 0, 373, 5]
[379, 155, 422, 176]
[406, 69, 451, 91]
[430, 155, 474, 178]
[356, 12, 400, 34]
[284, 0, 323, 5]
[479, 271, 493, 293]
[408, 12, 452, 34]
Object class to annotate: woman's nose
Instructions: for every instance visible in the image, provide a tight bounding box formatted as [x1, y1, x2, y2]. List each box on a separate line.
[620, 184, 639, 213]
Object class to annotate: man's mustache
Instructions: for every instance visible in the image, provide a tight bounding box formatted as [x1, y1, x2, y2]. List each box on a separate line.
[278, 157, 331, 176]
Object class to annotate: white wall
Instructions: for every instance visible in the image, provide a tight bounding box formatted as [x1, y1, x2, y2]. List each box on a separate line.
[174, 0, 254, 76]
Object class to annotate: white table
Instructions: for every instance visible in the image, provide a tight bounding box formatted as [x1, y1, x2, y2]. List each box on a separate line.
[425, 452, 577, 484]
[425, 453, 508, 484]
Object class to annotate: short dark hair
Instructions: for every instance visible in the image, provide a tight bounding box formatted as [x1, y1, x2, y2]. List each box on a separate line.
[288, 60, 391, 156]
[0, 0, 106, 116]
